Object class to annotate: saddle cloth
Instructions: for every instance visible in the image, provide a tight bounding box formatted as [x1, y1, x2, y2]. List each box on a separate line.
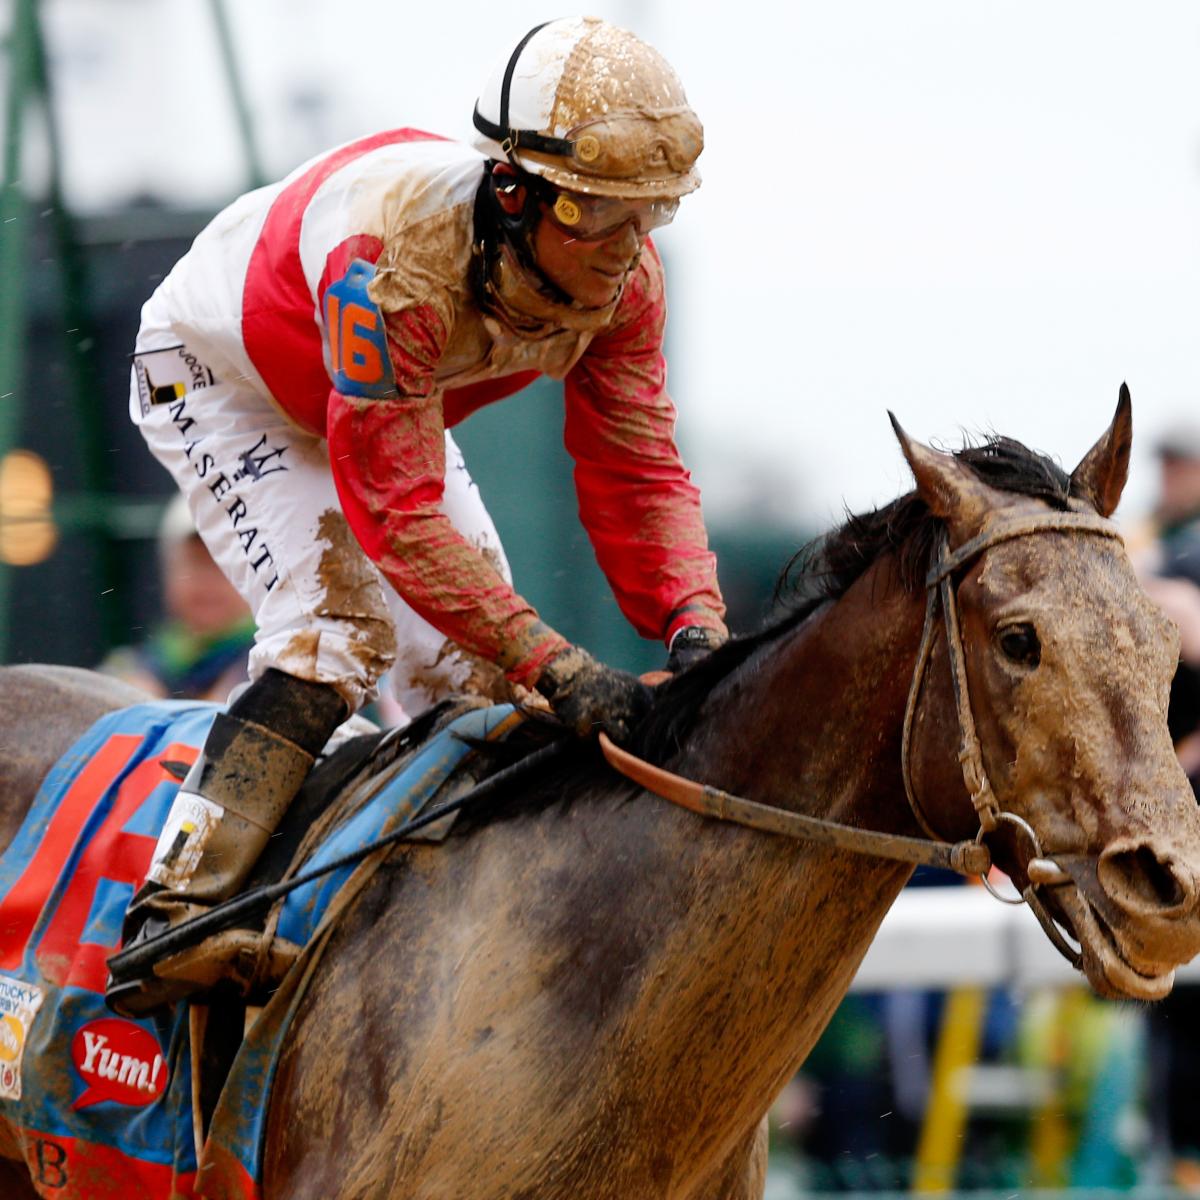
[0, 698, 518, 1199]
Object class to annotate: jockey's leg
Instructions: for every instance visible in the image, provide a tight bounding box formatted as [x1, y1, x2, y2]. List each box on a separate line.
[105, 668, 346, 1016]
[108, 326, 398, 1014]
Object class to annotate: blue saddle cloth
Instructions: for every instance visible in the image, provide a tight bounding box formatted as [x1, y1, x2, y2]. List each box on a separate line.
[0, 698, 516, 1198]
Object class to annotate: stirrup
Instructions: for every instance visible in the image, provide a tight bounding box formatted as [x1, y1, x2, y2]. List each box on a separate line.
[105, 972, 198, 1020]
[106, 925, 302, 1018]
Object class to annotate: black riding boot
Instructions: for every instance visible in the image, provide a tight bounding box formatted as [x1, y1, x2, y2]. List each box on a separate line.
[105, 669, 347, 1017]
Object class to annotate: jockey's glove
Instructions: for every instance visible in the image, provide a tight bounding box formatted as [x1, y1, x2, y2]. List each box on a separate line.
[666, 625, 728, 674]
[535, 645, 652, 744]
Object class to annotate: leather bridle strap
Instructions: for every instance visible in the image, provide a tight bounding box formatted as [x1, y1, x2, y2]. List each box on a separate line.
[925, 510, 1123, 586]
[598, 732, 992, 876]
[902, 509, 1123, 840]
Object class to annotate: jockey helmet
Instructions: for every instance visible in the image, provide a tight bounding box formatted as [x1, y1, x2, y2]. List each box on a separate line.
[472, 17, 703, 202]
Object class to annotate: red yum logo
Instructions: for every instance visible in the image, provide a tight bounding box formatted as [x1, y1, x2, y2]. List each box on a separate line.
[70, 1018, 166, 1109]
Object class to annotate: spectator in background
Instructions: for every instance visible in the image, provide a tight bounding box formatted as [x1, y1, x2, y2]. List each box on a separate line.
[99, 494, 255, 702]
[1134, 423, 1200, 1191]
[1136, 425, 1200, 785]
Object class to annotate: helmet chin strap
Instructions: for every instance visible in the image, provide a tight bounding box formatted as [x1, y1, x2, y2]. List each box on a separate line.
[472, 164, 630, 328]
[471, 166, 558, 296]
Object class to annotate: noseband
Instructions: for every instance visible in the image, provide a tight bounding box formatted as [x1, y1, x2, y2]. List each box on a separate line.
[601, 507, 1124, 969]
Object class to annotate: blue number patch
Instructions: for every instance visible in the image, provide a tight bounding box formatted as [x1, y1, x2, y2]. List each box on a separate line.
[322, 259, 397, 398]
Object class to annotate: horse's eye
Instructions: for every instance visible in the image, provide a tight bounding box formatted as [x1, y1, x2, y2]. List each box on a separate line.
[998, 623, 1041, 668]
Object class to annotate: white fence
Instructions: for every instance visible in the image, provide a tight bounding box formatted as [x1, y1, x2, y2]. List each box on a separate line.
[850, 884, 1200, 992]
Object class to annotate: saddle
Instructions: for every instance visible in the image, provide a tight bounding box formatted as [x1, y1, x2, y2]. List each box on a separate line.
[157, 696, 528, 1004]
[0, 695, 541, 1195]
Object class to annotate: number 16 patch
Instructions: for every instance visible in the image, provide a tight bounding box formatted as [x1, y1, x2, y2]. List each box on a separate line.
[323, 259, 398, 399]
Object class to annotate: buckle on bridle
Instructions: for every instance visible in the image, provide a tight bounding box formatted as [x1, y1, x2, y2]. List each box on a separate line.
[974, 813, 1032, 903]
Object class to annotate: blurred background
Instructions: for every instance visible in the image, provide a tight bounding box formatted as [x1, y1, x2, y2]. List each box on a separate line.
[2, 1, 1199, 1195]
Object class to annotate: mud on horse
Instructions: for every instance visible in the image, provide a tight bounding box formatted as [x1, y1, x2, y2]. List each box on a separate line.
[2, 389, 1199, 1199]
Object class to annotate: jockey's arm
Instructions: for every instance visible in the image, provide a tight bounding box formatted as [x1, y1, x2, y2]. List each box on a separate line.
[563, 243, 727, 652]
[326, 302, 567, 687]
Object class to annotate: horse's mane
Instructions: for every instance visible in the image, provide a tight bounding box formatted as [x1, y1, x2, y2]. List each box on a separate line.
[634, 433, 1075, 761]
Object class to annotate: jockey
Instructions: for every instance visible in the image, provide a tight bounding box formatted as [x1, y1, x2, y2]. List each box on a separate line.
[106, 16, 727, 1016]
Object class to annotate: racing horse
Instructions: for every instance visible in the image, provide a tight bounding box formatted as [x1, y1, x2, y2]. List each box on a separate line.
[3, 393, 1200, 1199]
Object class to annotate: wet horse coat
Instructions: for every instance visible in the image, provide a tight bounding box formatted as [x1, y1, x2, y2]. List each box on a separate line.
[3, 398, 1200, 1198]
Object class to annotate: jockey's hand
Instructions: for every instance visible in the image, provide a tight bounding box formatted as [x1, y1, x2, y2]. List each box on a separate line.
[666, 625, 728, 674]
[535, 646, 652, 744]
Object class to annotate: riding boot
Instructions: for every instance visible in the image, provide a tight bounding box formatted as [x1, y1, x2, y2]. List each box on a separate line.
[105, 669, 347, 1017]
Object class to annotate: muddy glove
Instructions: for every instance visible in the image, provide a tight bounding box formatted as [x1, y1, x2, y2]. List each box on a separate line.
[535, 646, 652, 744]
[666, 625, 728, 674]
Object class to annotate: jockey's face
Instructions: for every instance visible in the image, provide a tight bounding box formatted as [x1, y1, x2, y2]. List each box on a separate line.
[492, 165, 646, 308]
[531, 206, 644, 308]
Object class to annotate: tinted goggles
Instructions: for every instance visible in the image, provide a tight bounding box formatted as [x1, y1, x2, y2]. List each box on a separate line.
[544, 189, 680, 240]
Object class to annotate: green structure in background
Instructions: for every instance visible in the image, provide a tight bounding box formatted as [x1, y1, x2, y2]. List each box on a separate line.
[0, 0, 269, 664]
[0, 0, 43, 660]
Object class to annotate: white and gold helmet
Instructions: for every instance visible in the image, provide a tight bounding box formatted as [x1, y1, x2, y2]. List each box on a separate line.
[472, 17, 703, 202]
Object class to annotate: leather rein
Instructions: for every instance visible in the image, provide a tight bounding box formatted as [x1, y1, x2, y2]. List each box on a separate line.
[600, 508, 1124, 968]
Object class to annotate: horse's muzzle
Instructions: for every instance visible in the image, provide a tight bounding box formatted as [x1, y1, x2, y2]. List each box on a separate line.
[1044, 844, 1200, 1000]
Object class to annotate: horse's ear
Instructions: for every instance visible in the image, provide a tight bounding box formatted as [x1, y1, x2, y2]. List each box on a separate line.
[1069, 383, 1132, 517]
[889, 412, 991, 532]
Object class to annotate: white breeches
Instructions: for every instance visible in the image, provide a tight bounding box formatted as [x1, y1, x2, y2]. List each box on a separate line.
[128, 314, 511, 720]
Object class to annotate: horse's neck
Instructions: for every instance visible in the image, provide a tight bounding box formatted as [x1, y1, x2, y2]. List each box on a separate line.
[629, 560, 929, 1160]
[265, 573, 938, 1195]
[685, 555, 926, 830]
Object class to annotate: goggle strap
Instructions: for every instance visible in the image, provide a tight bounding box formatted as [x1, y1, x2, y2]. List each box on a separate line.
[474, 22, 576, 163]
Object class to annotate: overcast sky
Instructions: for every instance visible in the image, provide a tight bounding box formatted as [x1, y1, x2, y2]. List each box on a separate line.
[25, 0, 1200, 531]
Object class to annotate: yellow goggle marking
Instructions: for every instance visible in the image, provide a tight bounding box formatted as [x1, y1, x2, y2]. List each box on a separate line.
[553, 194, 583, 227]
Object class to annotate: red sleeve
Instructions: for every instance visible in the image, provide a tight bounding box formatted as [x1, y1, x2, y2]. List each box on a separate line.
[563, 242, 726, 645]
[327, 303, 567, 684]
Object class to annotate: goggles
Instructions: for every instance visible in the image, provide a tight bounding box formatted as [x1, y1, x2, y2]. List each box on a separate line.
[543, 189, 680, 240]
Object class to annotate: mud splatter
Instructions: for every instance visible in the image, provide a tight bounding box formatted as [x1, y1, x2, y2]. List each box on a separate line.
[314, 509, 397, 677]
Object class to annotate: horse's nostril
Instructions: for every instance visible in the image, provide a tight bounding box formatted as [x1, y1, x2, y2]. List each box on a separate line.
[1103, 845, 1189, 911]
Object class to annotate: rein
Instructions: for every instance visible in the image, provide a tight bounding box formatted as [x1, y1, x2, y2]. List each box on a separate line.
[599, 735, 990, 876]
[601, 508, 1124, 967]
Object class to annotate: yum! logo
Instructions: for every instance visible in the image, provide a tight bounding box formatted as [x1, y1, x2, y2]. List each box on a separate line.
[70, 1018, 166, 1109]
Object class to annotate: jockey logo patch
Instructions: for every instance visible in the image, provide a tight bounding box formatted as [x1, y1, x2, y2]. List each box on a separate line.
[147, 792, 224, 890]
[133, 344, 217, 417]
[0, 975, 44, 1101]
[322, 259, 397, 399]
[71, 1018, 166, 1109]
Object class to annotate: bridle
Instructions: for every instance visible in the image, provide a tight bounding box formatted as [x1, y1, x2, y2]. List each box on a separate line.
[600, 507, 1124, 968]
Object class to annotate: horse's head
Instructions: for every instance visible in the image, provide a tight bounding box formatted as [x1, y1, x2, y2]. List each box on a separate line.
[898, 387, 1200, 1001]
